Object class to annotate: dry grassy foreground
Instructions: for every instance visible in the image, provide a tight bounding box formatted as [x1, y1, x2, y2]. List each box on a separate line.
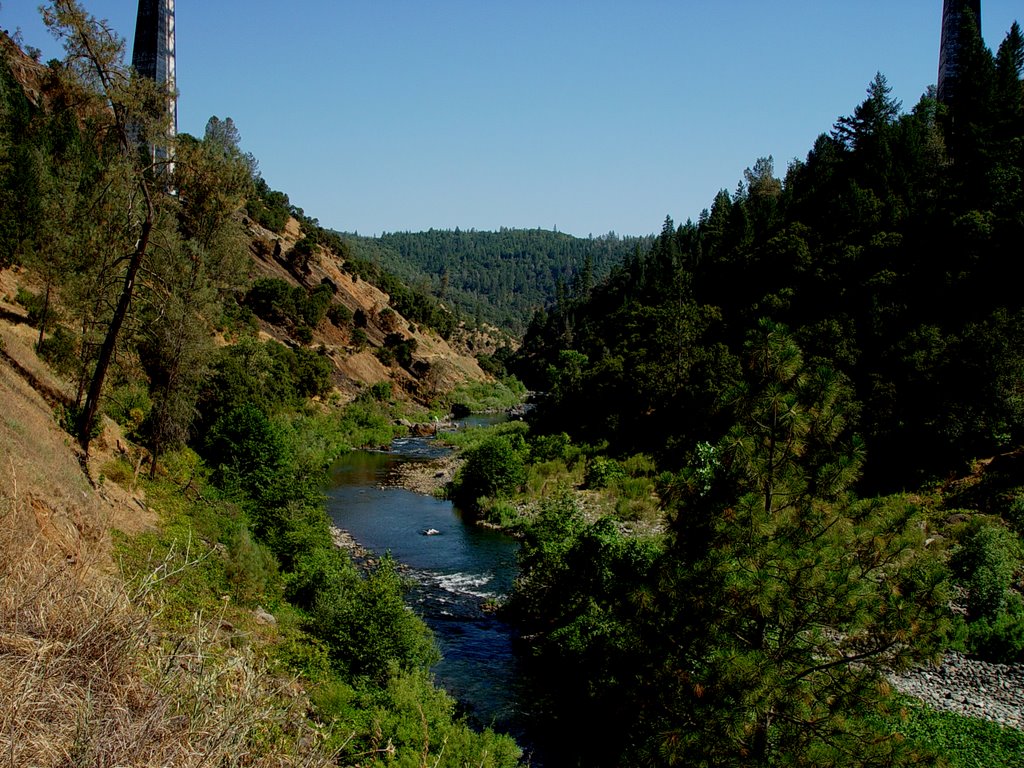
[0, 512, 336, 767]
[0, 298, 334, 767]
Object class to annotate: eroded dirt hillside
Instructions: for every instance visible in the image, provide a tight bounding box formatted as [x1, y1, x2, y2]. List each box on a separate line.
[244, 215, 490, 404]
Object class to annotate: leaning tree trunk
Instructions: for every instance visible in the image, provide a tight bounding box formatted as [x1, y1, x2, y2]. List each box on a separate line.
[77, 187, 153, 453]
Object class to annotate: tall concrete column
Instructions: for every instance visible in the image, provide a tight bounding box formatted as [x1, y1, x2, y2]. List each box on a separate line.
[938, 0, 982, 104]
[132, 0, 177, 139]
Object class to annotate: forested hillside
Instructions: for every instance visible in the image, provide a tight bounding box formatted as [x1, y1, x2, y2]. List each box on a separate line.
[0, 20, 494, 428]
[496, 16, 1024, 768]
[341, 228, 650, 335]
[520, 37, 1024, 492]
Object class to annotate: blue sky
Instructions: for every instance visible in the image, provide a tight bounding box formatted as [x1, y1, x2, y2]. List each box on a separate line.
[2, 1, 1021, 237]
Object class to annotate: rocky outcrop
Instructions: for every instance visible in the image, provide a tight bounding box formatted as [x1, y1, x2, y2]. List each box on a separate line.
[1, 31, 47, 107]
[242, 215, 489, 405]
[890, 653, 1024, 729]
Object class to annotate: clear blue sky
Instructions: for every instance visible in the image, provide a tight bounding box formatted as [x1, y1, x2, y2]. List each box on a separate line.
[2, 1, 1021, 237]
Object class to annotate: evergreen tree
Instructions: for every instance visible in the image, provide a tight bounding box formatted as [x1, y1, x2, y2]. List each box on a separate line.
[652, 322, 948, 766]
[41, 0, 171, 451]
[832, 72, 902, 151]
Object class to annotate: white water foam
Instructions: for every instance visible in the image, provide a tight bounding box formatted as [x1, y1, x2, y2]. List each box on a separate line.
[413, 570, 502, 601]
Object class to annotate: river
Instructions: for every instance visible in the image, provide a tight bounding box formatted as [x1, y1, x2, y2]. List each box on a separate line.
[324, 427, 541, 758]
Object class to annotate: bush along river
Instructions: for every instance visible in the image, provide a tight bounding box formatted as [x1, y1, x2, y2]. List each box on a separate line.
[325, 425, 546, 762]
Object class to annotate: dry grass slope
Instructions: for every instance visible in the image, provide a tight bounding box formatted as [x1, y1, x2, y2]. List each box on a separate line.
[0, 285, 335, 767]
[0, 498, 336, 767]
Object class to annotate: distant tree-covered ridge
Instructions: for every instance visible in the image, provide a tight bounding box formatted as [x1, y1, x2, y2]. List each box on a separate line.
[339, 228, 652, 335]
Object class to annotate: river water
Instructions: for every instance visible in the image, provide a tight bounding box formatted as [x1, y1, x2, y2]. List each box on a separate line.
[324, 429, 538, 753]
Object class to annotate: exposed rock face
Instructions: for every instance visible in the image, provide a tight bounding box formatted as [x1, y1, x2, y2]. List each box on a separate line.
[891, 652, 1024, 730]
[244, 216, 489, 404]
[0, 31, 48, 107]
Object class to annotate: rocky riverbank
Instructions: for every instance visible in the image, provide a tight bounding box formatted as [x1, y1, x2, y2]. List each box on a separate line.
[387, 453, 464, 497]
[890, 652, 1024, 730]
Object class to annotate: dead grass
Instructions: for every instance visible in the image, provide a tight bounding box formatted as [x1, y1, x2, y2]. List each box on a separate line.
[0, 492, 336, 768]
[0, 302, 336, 767]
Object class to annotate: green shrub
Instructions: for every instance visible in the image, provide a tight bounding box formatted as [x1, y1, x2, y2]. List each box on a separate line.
[308, 677, 361, 722]
[951, 517, 1023, 620]
[620, 453, 657, 477]
[37, 325, 78, 379]
[102, 457, 134, 487]
[612, 475, 653, 500]
[288, 346, 333, 398]
[451, 434, 527, 509]
[15, 286, 46, 326]
[300, 284, 333, 327]
[443, 419, 529, 452]
[948, 517, 1024, 663]
[204, 404, 293, 508]
[1006, 493, 1024, 533]
[480, 499, 523, 529]
[611, 480, 657, 526]
[326, 303, 352, 327]
[283, 535, 350, 608]
[476, 353, 507, 377]
[525, 459, 582, 498]
[333, 669, 522, 768]
[530, 431, 572, 462]
[103, 382, 153, 437]
[383, 332, 417, 369]
[200, 338, 310, 426]
[333, 395, 404, 449]
[963, 593, 1024, 662]
[245, 278, 296, 325]
[247, 179, 291, 232]
[289, 238, 316, 273]
[447, 377, 527, 412]
[307, 556, 439, 682]
[225, 527, 281, 607]
[585, 456, 625, 489]
[378, 306, 397, 331]
[366, 381, 392, 402]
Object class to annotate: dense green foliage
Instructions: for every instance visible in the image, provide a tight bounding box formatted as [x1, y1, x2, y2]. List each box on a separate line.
[506, 329, 950, 767]
[341, 228, 650, 335]
[246, 174, 293, 232]
[449, 433, 528, 509]
[502, 22, 1024, 768]
[1, 9, 523, 766]
[520, 57, 1024, 493]
[886, 698, 1024, 768]
[245, 277, 334, 331]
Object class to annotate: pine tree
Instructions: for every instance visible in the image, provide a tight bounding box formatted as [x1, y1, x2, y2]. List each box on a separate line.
[42, 0, 170, 452]
[832, 72, 902, 152]
[653, 321, 948, 767]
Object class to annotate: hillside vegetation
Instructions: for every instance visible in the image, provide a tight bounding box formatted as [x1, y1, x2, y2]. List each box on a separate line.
[341, 228, 650, 336]
[467, 19, 1024, 768]
[1, 4, 523, 766]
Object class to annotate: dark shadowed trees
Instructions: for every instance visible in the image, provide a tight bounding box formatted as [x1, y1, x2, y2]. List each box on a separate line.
[651, 323, 948, 766]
